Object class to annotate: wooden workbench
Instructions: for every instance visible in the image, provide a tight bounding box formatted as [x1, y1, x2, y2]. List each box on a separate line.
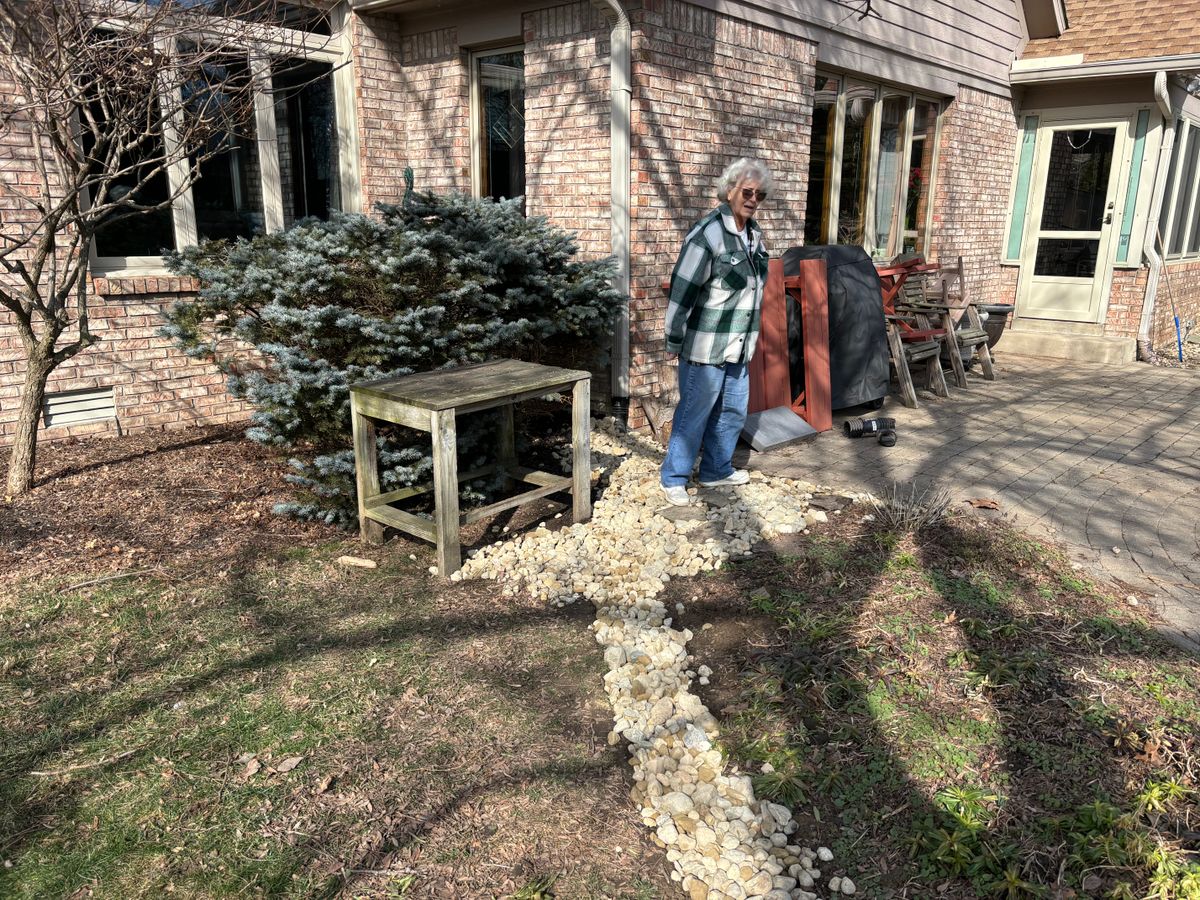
[350, 359, 592, 575]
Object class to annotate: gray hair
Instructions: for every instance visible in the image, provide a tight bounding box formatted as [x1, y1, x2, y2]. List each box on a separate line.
[716, 157, 773, 200]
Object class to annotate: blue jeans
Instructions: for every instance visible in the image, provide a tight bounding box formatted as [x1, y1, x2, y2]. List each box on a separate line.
[660, 358, 749, 487]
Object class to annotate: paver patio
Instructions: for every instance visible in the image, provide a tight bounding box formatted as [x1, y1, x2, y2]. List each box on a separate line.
[744, 355, 1200, 653]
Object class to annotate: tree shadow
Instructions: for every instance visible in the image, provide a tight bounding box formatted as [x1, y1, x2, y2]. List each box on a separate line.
[684, 488, 1194, 895]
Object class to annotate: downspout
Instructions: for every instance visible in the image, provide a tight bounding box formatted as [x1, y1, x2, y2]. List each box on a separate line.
[1137, 71, 1175, 360]
[591, 0, 632, 424]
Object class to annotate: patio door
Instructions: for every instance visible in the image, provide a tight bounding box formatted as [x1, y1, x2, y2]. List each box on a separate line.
[1017, 119, 1126, 323]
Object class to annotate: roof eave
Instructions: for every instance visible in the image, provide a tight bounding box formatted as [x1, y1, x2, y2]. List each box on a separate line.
[1011, 53, 1200, 83]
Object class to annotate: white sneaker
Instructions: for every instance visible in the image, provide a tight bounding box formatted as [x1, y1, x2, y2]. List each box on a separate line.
[699, 469, 750, 488]
[662, 485, 691, 506]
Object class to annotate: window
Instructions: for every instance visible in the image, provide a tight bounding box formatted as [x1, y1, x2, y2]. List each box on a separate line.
[1158, 118, 1200, 261]
[88, 18, 354, 273]
[85, 29, 177, 258]
[185, 52, 266, 242]
[471, 48, 525, 201]
[803, 74, 942, 259]
[273, 59, 342, 226]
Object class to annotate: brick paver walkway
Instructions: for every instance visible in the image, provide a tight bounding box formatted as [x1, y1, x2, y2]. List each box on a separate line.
[744, 356, 1200, 653]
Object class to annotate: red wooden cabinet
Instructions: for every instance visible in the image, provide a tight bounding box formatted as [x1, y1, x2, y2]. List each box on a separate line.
[747, 258, 832, 433]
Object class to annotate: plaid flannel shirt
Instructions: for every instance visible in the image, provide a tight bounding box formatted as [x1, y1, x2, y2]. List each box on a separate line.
[665, 202, 769, 364]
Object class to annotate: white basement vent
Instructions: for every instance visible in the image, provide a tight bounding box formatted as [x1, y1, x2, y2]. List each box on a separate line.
[42, 387, 117, 428]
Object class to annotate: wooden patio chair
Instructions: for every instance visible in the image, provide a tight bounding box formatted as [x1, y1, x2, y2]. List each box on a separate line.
[884, 308, 950, 408]
[876, 260, 952, 408]
[900, 255, 995, 385]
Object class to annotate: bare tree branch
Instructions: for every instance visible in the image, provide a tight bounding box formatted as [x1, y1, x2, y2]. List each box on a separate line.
[0, 0, 337, 495]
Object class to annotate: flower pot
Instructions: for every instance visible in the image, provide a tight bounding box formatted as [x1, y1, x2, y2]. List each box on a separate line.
[975, 304, 1014, 349]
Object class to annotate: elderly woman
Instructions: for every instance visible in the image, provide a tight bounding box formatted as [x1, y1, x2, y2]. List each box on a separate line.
[660, 157, 772, 506]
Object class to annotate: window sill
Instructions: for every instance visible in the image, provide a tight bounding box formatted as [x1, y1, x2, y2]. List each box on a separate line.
[91, 274, 199, 296]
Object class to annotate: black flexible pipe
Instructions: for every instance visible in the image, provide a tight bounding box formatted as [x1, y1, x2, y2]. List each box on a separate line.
[843, 417, 896, 438]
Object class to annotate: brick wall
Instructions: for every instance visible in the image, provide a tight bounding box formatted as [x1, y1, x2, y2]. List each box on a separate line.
[0, 279, 250, 443]
[625, 0, 817, 428]
[1153, 260, 1200, 347]
[0, 57, 250, 447]
[930, 86, 1019, 306]
[1105, 260, 1200, 348]
[351, 16, 469, 209]
[523, 3, 612, 259]
[1106, 267, 1147, 337]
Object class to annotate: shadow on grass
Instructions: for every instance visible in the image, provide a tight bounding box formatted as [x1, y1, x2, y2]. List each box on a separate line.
[689, 506, 1196, 897]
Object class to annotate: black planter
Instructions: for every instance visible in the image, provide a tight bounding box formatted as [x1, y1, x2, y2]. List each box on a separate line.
[976, 304, 1015, 349]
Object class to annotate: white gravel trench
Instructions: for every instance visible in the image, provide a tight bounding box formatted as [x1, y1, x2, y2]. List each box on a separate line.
[458, 423, 862, 900]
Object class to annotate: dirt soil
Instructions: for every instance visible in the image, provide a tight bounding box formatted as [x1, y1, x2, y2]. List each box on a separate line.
[0, 425, 335, 587]
[1150, 337, 1200, 369]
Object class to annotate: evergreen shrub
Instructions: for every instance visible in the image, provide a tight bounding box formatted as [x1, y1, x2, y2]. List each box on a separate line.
[163, 192, 623, 524]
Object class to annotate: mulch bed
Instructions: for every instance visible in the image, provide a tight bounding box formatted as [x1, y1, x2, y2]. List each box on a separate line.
[0, 425, 336, 588]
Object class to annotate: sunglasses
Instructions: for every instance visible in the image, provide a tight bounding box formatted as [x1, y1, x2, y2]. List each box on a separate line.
[739, 188, 768, 202]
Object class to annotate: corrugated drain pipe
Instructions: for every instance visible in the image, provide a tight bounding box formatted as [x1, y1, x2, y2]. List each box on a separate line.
[591, 0, 632, 425]
[1137, 71, 1175, 360]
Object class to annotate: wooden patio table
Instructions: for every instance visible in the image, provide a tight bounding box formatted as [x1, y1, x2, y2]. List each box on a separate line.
[350, 359, 592, 576]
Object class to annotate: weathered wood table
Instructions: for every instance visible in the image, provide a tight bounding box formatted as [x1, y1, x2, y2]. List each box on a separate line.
[349, 359, 592, 575]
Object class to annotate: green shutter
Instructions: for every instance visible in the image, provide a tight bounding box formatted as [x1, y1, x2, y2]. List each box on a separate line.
[1006, 115, 1039, 261]
[1116, 109, 1150, 264]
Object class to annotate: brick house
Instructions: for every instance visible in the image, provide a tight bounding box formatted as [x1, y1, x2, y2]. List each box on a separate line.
[1, 0, 1196, 442]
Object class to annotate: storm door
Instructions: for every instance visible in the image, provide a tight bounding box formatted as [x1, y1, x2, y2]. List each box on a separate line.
[1017, 120, 1125, 322]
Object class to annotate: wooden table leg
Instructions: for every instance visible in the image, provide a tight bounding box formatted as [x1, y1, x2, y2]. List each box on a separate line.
[498, 402, 516, 488]
[431, 407, 461, 576]
[351, 398, 385, 545]
[571, 378, 592, 523]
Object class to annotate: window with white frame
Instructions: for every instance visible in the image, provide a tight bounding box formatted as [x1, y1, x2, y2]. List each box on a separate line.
[804, 73, 941, 260]
[89, 14, 354, 273]
[1158, 116, 1200, 261]
[470, 47, 525, 201]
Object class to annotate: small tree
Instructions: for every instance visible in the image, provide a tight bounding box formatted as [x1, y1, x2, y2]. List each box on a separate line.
[0, 0, 333, 496]
[164, 192, 622, 525]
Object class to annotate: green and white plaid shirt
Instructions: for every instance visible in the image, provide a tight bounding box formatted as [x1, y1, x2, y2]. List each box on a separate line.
[665, 202, 769, 365]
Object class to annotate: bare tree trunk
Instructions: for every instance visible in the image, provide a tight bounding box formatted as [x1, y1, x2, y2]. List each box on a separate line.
[5, 351, 53, 497]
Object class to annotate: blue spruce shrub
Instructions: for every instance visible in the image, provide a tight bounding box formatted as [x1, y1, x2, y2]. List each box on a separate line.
[163, 192, 623, 525]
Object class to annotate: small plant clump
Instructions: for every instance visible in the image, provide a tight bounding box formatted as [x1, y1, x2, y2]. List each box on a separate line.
[163, 191, 624, 524]
[871, 482, 955, 532]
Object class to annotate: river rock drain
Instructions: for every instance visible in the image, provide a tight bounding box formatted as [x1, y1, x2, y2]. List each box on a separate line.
[458, 423, 863, 899]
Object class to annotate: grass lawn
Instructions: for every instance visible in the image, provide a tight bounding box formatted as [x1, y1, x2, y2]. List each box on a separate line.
[0, 427, 671, 899]
[678, 511, 1200, 899]
[3, 426, 1199, 899]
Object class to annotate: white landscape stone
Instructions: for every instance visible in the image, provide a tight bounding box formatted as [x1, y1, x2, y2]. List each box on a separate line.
[457, 422, 864, 899]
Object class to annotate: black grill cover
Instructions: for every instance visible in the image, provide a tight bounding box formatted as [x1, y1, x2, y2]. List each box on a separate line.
[782, 244, 889, 410]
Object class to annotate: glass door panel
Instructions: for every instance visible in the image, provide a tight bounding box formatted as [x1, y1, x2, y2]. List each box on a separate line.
[1032, 128, 1114, 279]
[837, 82, 875, 244]
[804, 74, 840, 244]
[872, 92, 908, 258]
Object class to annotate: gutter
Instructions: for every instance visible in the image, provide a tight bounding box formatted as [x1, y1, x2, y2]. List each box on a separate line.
[1010, 52, 1200, 83]
[1138, 71, 1175, 361]
[591, 0, 631, 424]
